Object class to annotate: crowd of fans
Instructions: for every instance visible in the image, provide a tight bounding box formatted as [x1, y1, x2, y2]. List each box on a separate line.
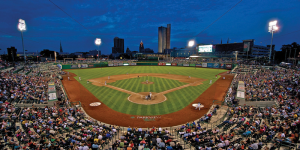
[2, 61, 300, 149]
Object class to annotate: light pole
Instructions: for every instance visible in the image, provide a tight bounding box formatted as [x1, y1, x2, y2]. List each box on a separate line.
[95, 38, 101, 61]
[268, 20, 278, 64]
[18, 19, 26, 64]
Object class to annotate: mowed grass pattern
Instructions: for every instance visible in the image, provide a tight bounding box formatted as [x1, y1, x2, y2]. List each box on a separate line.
[68, 66, 226, 116]
[109, 76, 187, 93]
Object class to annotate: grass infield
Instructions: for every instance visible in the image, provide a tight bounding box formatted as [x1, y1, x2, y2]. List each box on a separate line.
[68, 66, 226, 115]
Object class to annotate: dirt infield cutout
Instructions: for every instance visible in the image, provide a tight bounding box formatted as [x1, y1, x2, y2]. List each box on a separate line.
[128, 92, 167, 105]
[88, 73, 206, 105]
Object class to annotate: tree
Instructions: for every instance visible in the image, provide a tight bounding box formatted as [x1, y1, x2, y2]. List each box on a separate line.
[40, 49, 59, 58]
[277, 42, 300, 63]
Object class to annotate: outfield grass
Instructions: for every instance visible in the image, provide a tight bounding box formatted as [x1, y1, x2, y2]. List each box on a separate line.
[68, 66, 226, 116]
[109, 76, 187, 93]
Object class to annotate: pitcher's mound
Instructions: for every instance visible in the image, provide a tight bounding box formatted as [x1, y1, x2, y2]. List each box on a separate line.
[141, 81, 154, 85]
[128, 92, 167, 105]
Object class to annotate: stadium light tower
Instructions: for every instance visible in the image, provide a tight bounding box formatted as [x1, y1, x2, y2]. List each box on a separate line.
[18, 19, 26, 64]
[188, 40, 195, 47]
[268, 20, 278, 63]
[95, 38, 101, 61]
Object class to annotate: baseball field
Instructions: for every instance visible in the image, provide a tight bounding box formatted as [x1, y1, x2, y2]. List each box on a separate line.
[62, 66, 233, 127]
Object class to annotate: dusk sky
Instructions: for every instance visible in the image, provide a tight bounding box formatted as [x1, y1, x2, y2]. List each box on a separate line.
[0, 0, 299, 55]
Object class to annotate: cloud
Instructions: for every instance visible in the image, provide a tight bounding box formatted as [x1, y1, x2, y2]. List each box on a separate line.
[258, 8, 295, 14]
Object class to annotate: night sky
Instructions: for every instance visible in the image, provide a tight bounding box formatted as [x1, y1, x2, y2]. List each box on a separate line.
[0, 0, 299, 54]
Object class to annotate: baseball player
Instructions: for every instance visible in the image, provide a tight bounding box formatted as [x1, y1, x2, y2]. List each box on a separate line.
[68, 76, 70, 81]
[195, 102, 201, 110]
[215, 75, 217, 78]
[210, 80, 212, 84]
[146, 80, 148, 84]
[108, 76, 110, 79]
[105, 81, 107, 85]
[79, 76, 81, 81]
[189, 76, 191, 79]
[149, 92, 152, 100]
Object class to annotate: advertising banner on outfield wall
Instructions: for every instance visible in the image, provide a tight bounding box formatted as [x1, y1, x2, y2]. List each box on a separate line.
[171, 63, 177, 66]
[78, 64, 81, 68]
[71, 65, 78, 68]
[226, 64, 232, 69]
[220, 64, 225, 69]
[213, 63, 219, 68]
[207, 63, 213, 68]
[118, 63, 123, 66]
[114, 63, 118, 66]
[196, 64, 202, 67]
[166, 63, 171, 66]
[108, 64, 114, 66]
[189, 64, 195, 67]
[158, 63, 165, 66]
[202, 63, 207, 67]
[183, 63, 189, 66]
[81, 64, 88, 68]
[177, 64, 183, 66]
[130, 63, 136, 66]
[88, 64, 94, 68]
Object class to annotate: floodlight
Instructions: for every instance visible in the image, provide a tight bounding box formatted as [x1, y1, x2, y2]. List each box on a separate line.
[267, 20, 279, 63]
[188, 40, 195, 47]
[269, 20, 277, 26]
[95, 38, 101, 45]
[268, 20, 278, 32]
[18, 19, 26, 31]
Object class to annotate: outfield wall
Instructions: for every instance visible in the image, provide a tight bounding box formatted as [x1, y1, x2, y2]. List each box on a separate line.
[61, 62, 235, 70]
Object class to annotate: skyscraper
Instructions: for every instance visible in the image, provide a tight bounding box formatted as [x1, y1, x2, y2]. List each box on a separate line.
[166, 24, 171, 49]
[60, 41, 63, 53]
[139, 40, 144, 53]
[158, 24, 171, 53]
[112, 37, 124, 53]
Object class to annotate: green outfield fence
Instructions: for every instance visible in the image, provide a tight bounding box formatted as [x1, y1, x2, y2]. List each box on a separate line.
[60, 62, 236, 70]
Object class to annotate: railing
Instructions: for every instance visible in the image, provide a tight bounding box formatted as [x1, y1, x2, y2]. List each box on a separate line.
[199, 100, 229, 130]
[69, 101, 81, 107]
[60, 82, 69, 101]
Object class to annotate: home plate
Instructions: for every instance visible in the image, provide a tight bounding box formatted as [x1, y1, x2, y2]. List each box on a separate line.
[192, 104, 204, 108]
[90, 102, 101, 106]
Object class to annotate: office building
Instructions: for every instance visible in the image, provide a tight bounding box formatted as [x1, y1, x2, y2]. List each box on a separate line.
[139, 41, 144, 53]
[112, 37, 124, 53]
[89, 50, 101, 56]
[7, 47, 17, 61]
[158, 24, 171, 53]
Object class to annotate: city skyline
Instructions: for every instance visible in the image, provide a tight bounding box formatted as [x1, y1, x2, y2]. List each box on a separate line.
[0, 0, 299, 54]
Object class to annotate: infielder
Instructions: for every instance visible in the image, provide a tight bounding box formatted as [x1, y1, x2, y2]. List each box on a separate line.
[210, 80, 212, 84]
[68, 77, 70, 81]
[108, 76, 110, 79]
[79, 76, 81, 81]
[189, 76, 191, 79]
[149, 92, 152, 100]
[195, 102, 201, 110]
[105, 81, 107, 85]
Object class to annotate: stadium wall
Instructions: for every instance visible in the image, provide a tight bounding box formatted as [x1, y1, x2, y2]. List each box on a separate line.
[60, 62, 235, 70]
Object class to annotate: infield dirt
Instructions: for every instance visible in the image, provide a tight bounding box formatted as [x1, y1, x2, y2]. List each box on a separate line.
[62, 71, 233, 127]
